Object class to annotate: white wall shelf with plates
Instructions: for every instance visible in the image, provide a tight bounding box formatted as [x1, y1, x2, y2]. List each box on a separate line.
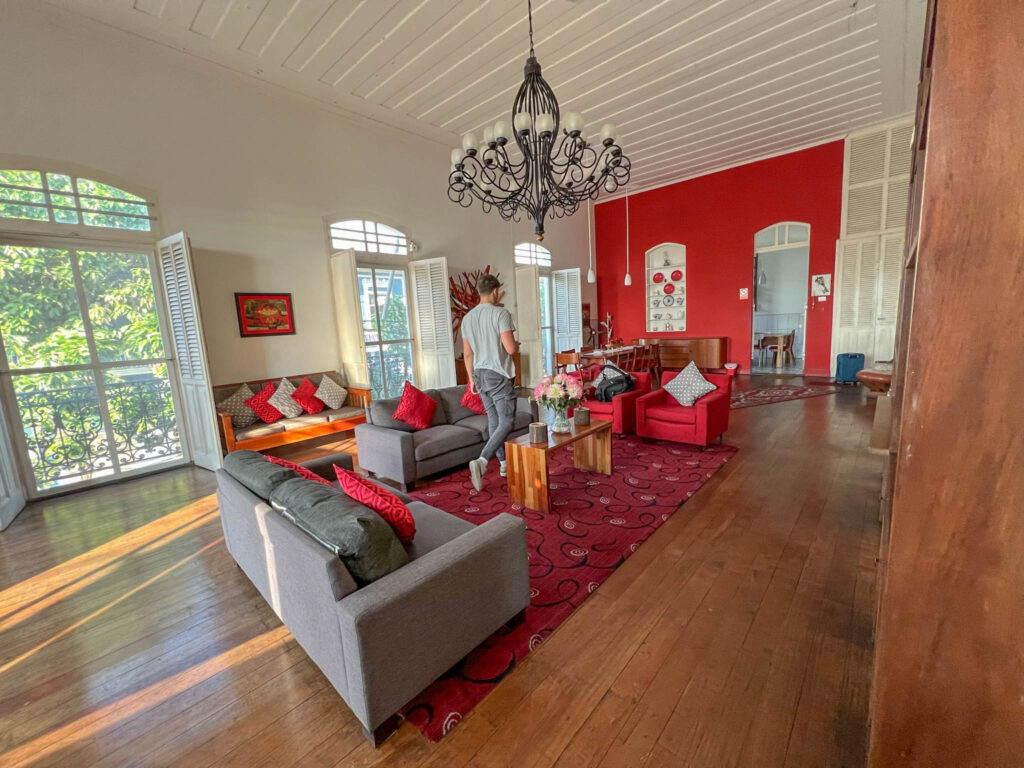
[646, 243, 686, 333]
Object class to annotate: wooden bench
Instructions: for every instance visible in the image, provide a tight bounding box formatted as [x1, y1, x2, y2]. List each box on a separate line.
[214, 370, 371, 453]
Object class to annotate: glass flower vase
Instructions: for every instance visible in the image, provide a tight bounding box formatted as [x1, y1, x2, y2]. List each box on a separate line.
[551, 406, 572, 434]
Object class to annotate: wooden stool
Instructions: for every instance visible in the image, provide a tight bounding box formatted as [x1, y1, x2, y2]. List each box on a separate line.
[856, 369, 892, 396]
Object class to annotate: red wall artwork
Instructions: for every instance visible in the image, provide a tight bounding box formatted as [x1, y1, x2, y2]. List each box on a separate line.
[594, 141, 844, 377]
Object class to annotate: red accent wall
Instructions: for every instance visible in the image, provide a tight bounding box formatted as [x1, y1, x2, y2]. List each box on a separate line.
[595, 141, 844, 377]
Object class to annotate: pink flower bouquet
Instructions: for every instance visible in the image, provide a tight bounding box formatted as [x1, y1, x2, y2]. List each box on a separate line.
[530, 373, 584, 432]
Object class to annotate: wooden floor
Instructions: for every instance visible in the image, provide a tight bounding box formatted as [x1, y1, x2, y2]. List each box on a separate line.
[0, 375, 882, 767]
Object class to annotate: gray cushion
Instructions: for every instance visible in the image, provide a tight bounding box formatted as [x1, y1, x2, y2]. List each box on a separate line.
[217, 383, 257, 429]
[403, 501, 475, 561]
[664, 361, 717, 407]
[234, 422, 286, 440]
[278, 413, 329, 429]
[412, 425, 481, 461]
[315, 375, 348, 410]
[322, 406, 365, 422]
[438, 386, 477, 424]
[514, 409, 532, 431]
[424, 389, 447, 427]
[268, 377, 303, 418]
[223, 449, 298, 498]
[454, 414, 489, 440]
[269, 477, 408, 585]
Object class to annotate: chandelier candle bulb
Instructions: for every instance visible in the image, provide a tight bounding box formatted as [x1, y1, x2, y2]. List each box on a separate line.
[483, 126, 495, 145]
[451, 148, 462, 167]
[461, 132, 477, 153]
[563, 111, 584, 135]
[535, 113, 555, 135]
[493, 119, 511, 142]
[514, 112, 532, 135]
[600, 123, 618, 144]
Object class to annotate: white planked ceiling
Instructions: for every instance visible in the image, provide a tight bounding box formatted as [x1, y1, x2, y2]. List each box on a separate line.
[42, 0, 926, 192]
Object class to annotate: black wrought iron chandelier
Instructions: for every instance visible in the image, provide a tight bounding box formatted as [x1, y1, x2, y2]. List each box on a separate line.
[447, 0, 631, 241]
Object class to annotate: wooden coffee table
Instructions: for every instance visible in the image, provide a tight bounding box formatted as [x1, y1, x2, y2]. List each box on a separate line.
[504, 420, 612, 513]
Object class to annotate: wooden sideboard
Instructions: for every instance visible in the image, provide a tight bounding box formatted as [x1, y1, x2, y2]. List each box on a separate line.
[634, 337, 727, 370]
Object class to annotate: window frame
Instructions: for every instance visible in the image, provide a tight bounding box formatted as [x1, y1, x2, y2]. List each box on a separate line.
[330, 219, 409, 256]
[514, 241, 552, 267]
[355, 264, 416, 399]
[0, 156, 160, 244]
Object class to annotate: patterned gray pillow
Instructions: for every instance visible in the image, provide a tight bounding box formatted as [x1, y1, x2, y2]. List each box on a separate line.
[267, 377, 303, 418]
[217, 383, 257, 428]
[664, 362, 717, 407]
[315, 375, 348, 410]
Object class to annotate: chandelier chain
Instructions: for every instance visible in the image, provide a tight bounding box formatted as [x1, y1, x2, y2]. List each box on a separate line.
[527, 0, 535, 57]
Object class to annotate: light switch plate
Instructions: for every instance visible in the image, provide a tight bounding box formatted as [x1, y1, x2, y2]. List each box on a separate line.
[739, 287, 749, 300]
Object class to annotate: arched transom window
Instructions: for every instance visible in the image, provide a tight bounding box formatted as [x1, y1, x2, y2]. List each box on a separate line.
[330, 219, 408, 256]
[514, 242, 551, 267]
[0, 169, 153, 232]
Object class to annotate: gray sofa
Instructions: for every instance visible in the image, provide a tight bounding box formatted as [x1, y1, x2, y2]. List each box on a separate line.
[216, 451, 530, 746]
[355, 385, 537, 491]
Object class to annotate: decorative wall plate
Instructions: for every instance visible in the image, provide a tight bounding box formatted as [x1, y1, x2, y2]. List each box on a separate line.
[663, 295, 675, 306]
[671, 269, 683, 281]
[652, 272, 665, 283]
[652, 299, 660, 307]
[663, 283, 675, 295]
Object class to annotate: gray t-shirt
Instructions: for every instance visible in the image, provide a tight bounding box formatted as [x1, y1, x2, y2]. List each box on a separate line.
[462, 302, 516, 379]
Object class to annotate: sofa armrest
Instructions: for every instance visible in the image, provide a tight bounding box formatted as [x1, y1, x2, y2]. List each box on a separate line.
[636, 388, 669, 413]
[353, 423, 416, 485]
[516, 393, 539, 421]
[300, 451, 354, 480]
[218, 412, 236, 452]
[347, 386, 372, 409]
[335, 513, 529, 729]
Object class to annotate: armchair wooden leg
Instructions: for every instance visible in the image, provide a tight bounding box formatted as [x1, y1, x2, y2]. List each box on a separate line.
[363, 714, 401, 748]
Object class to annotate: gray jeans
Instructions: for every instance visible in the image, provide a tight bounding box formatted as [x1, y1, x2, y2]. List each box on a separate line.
[472, 368, 516, 462]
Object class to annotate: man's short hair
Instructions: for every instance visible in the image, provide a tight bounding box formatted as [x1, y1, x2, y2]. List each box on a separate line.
[478, 274, 501, 296]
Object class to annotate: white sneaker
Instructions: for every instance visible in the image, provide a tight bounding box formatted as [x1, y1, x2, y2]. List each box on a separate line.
[469, 457, 487, 491]
[499, 462, 507, 477]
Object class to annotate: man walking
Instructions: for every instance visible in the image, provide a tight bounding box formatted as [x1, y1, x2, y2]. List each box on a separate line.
[461, 274, 519, 491]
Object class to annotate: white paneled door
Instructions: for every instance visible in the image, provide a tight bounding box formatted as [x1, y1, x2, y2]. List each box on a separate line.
[552, 268, 583, 355]
[514, 265, 542, 386]
[410, 257, 456, 390]
[831, 234, 903, 371]
[157, 233, 221, 471]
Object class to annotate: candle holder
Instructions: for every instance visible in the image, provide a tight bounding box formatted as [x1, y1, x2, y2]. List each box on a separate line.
[574, 407, 591, 426]
[529, 422, 548, 444]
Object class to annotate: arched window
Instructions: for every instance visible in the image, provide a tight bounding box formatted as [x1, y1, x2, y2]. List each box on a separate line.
[0, 168, 154, 232]
[753, 221, 809, 250]
[514, 242, 551, 267]
[329, 219, 408, 256]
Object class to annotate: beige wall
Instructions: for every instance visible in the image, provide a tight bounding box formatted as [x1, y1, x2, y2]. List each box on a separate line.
[0, 1, 596, 385]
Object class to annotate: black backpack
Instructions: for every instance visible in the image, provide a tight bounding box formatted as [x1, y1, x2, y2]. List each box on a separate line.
[594, 364, 635, 402]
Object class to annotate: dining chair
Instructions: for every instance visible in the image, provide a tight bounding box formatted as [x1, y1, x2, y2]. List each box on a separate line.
[555, 351, 596, 382]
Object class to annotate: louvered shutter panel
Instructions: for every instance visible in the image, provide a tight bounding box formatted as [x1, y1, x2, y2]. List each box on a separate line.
[857, 239, 879, 328]
[329, 251, 369, 387]
[885, 178, 910, 230]
[0, 395, 26, 528]
[888, 124, 915, 176]
[410, 257, 455, 389]
[552, 268, 582, 354]
[515, 265, 542, 385]
[156, 233, 220, 470]
[878, 234, 904, 324]
[848, 130, 887, 184]
[836, 241, 861, 330]
[846, 184, 885, 234]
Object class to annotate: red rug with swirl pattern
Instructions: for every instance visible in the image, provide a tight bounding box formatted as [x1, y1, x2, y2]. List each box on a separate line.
[730, 383, 841, 409]
[402, 434, 736, 741]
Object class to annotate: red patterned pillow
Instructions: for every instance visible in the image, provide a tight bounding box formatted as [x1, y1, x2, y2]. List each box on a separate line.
[245, 382, 283, 424]
[334, 466, 416, 543]
[291, 377, 325, 415]
[266, 455, 333, 486]
[460, 384, 486, 415]
[392, 381, 436, 431]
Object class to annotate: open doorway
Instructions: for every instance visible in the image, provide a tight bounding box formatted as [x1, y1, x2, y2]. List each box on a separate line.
[751, 222, 810, 374]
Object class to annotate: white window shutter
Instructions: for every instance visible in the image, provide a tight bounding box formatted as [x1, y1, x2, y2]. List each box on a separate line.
[156, 232, 220, 470]
[515, 265, 541, 385]
[856, 238, 879, 329]
[0, 395, 26, 529]
[836, 240, 861, 330]
[410, 257, 455, 389]
[843, 120, 913, 238]
[552, 267, 582, 354]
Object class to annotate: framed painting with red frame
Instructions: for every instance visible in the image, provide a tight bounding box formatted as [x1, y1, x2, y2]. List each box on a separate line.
[234, 292, 296, 337]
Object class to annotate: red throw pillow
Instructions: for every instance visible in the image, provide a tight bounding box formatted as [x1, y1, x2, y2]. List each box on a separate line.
[266, 455, 333, 486]
[392, 381, 437, 430]
[291, 377, 326, 415]
[334, 465, 416, 543]
[245, 382, 283, 424]
[460, 384, 486, 415]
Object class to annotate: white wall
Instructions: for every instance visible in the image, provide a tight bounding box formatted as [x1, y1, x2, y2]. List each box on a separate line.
[0, 1, 594, 385]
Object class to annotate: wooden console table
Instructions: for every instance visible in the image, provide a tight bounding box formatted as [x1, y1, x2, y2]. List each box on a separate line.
[505, 420, 612, 513]
[455, 352, 522, 386]
[633, 337, 727, 370]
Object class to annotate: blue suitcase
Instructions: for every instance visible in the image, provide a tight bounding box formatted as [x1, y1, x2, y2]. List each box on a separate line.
[835, 353, 865, 383]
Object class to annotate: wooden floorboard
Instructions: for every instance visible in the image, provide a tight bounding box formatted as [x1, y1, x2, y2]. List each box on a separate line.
[0, 375, 881, 767]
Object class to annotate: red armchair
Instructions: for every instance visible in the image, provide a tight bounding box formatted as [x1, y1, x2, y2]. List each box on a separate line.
[636, 371, 731, 446]
[583, 372, 652, 434]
